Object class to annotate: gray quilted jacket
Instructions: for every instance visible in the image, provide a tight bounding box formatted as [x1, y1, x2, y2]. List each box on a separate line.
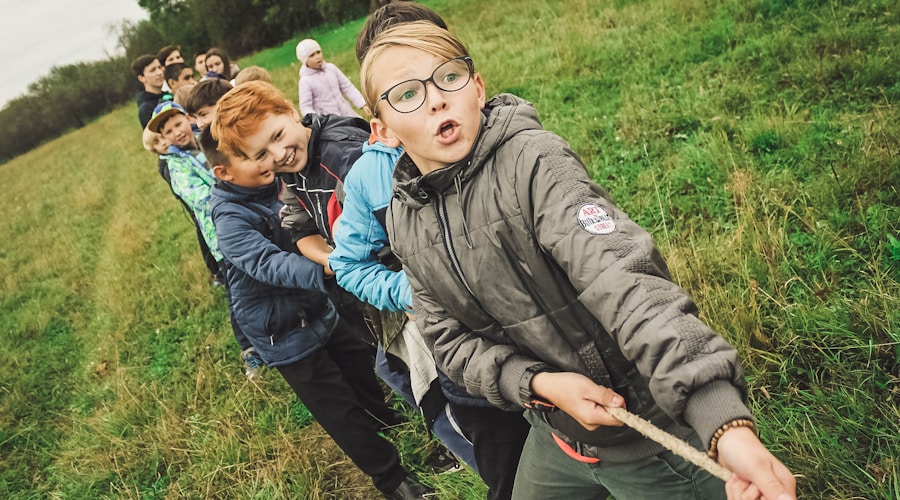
[388, 93, 752, 461]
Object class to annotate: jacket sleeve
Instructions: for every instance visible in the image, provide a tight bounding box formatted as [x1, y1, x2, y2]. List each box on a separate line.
[299, 75, 314, 116]
[334, 64, 367, 110]
[519, 132, 750, 444]
[407, 266, 535, 410]
[329, 158, 412, 312]
[278, 180, 320, 244]
[167, 155, 221, 261]
[215, 203, 324, 291]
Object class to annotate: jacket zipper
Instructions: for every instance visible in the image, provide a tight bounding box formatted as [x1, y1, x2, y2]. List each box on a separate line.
[299, 175, 329, 241]
[435, 193, 477, 298]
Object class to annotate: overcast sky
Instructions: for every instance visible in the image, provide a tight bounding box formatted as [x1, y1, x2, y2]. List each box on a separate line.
[0, 0, 148, 108]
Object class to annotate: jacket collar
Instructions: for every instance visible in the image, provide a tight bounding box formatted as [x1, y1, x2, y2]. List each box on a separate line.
[392, 93, 541, 209]
[214, 179, 280, 204]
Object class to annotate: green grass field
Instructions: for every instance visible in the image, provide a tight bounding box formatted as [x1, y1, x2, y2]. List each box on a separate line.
[1, 0, 898, 498]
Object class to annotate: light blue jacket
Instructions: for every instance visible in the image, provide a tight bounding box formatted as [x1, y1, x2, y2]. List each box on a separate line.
[329, 141, 412, 312]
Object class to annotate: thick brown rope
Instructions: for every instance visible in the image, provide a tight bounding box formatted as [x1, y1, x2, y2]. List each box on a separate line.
[606, 406, 733, 482]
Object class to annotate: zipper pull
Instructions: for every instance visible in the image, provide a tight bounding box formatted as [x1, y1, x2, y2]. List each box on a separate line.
[270, 336, 274, 345]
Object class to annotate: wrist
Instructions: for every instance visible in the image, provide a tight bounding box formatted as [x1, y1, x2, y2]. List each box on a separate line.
[520, 364, 558, 412]
[708, 418, 756, 462]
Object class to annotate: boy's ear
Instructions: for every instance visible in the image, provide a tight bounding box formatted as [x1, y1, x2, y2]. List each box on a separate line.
[474, 73, 487, 110]
[212, 164, 232, 181]
[370, 118, 401, 148]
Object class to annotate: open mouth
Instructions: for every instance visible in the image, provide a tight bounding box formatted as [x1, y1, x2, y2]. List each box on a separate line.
[280, 150, 296, 169]
[438, 120, 457, 139]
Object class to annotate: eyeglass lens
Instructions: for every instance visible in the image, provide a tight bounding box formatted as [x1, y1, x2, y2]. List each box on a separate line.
[385, 57, 472, 114]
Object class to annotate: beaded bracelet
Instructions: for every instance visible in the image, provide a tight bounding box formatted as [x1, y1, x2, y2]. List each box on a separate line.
[707, 419, 756, 461]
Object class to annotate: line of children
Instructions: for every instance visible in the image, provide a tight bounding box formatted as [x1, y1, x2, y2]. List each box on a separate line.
[359, 20, 797, 500]
[206, 86, 433, 499]
[146, 99, 264, 380]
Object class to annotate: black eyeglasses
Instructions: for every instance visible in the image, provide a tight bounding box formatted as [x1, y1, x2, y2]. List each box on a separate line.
[375, 56, 474, 116]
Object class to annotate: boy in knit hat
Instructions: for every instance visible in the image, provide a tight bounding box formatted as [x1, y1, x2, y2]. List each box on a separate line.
[296, 38, 371, 118]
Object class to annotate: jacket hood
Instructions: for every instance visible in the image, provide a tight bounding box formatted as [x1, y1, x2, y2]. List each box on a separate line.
[393, 93, 542, 208]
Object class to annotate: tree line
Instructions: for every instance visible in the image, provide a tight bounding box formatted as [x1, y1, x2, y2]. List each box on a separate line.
[0, 0, 372, 164]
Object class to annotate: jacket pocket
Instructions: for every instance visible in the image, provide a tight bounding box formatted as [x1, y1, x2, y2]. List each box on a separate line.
[264, 294, 309, 344]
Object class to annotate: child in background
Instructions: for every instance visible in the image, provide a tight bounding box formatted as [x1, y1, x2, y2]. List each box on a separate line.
[142, 125, 170, 156]
[204, 117, 433, 500]
[361, 22, 797, 500]
[142, 125, 174, 182]
[165, 62, 197, 93]
[193, 49, 207, 77]
[204, 47, 238, 82]
[233, 65, 272, 86]
[184, 79, 234, 131]
[131, 54, 167, 128]
[157, 45, 184, 67]
[147, 101, 264, 381]
[296, 39, 371, 118]
[143, 121, 218, 283]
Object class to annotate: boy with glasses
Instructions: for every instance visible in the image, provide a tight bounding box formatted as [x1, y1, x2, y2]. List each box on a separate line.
[330, 5, 529, 498]
[360, 21, 797, 500]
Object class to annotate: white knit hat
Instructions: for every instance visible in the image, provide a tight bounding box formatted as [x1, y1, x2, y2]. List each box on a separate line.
[296, 39, 321, 66]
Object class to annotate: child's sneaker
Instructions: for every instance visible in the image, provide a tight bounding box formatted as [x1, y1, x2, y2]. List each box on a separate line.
[426, 446, 463, 475]
[241, 347, 264, 380]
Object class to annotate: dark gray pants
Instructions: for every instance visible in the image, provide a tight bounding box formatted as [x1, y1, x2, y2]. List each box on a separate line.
[512, 411, 726, 500]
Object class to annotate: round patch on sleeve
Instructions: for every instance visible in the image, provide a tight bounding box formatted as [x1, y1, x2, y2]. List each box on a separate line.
[577, 204, 616, 235]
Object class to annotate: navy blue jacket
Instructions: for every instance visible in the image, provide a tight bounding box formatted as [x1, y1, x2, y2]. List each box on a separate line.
[210, 180, 337, 366]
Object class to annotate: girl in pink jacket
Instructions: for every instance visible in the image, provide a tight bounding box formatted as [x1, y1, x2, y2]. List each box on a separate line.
[297, 39, 372, 118]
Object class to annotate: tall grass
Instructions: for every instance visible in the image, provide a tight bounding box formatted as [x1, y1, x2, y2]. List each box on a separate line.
[1, 0, 897, 498]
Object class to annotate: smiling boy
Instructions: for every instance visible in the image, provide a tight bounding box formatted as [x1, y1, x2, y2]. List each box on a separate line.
[213, 81, 371, 274]
[206, 106, 434, 499]
[360, 21, 797, 500]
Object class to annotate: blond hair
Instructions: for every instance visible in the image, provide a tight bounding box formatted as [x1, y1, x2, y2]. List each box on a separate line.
[142, 126, 162, 153]
[172, 85, 193, 107]
[234, 65, 272, 86]
[212, 81, 295, 158]
[360, 21, 468, 112]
